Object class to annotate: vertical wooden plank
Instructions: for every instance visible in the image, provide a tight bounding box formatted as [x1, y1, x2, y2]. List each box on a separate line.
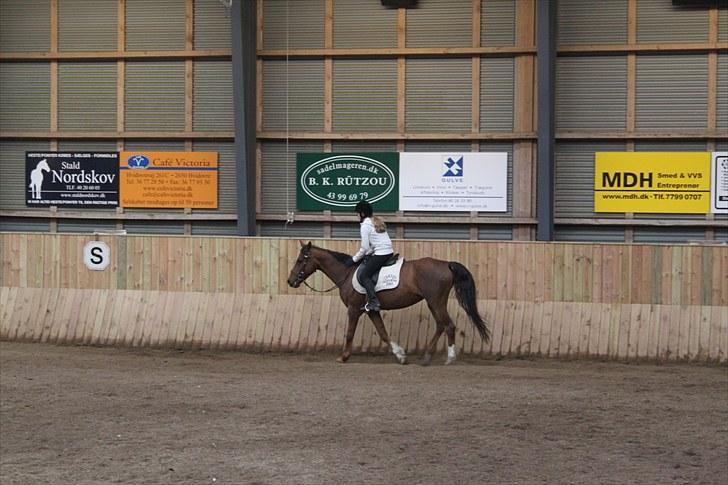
[539, 300, 554, 357]
[616, 304, 631, 360]
[710, 306, 727, 362]
[657, 305, 671, 361]
[697, 306, 711, 361]
[548, 301, 564, 358]
[646, 304, 660, 361]
[687, 305, 701, 361]
[586, 303, 601, 357]
[636, 304, 651, 360]
[596, 303, 614, 358]
[677, 305, 690, 360]
[560, 302, 576, 358]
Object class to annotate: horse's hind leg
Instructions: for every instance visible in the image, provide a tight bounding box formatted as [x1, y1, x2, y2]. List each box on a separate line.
[367, 312, 406, 364]
[425, 300, 458, 365]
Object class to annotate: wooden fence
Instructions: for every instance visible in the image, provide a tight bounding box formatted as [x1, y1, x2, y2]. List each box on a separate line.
[1, 233, 726, 362]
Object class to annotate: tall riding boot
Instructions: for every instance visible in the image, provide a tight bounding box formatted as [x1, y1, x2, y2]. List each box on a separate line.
[361, 278, 381, 312]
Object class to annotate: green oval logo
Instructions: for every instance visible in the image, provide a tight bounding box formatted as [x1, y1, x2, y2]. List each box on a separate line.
[299, 154, 396, 209]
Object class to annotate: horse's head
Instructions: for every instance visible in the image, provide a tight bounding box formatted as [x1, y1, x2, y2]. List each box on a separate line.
[38, 159, 50, 172]
[287, 240, 317, 288]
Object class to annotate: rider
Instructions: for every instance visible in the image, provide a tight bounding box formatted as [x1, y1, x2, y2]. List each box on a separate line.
[345, 200, 394, 313]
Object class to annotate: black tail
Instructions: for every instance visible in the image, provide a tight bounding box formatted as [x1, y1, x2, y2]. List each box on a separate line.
[449, 262, 490, 342]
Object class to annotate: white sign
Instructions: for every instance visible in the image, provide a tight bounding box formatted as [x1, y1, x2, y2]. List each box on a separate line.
[83, 241, 111, 271]
[710, 151, 728, 214]
[399, 152, 508, 211]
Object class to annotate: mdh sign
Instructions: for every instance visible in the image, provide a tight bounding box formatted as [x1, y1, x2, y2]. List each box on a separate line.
[26, 152, 119, 207]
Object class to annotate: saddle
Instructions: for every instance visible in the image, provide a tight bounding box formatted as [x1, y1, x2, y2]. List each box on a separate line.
[352, 254, 404, 295]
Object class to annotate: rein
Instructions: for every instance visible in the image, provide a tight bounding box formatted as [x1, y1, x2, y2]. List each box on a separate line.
[303, 280, 341, 293]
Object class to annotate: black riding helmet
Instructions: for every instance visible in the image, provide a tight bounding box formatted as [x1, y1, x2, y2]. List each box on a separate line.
[354, 200, 373, 218]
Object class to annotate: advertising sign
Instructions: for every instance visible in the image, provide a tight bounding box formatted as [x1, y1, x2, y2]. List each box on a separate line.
[119, 151, 218, 208]
[710, 152, 728, 214]
[26, 152, 119, 207]
[297, 153, 398, 211]
[594, 152, 711, 214]
[399, 152, 508, 211]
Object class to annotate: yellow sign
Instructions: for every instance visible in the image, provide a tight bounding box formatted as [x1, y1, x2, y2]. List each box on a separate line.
[119, 151, 218, 208]
[594, 152, 710, 213]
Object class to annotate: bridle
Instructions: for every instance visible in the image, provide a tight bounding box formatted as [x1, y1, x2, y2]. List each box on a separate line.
[294, 249, 347, 293]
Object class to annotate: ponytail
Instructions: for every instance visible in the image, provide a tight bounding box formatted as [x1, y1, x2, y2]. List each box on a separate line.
[372, 216, 387, 233]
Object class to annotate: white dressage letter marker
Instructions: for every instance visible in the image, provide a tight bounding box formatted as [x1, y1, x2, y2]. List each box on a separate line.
[83, 241, 111, 271]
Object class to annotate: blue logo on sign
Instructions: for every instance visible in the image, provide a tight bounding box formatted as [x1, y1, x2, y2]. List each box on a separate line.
[443, 156, 463, 177]
[127, 154, 150, 169]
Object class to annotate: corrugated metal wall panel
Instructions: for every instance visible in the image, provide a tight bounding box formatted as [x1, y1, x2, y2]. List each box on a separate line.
[333, 0, 397, 48]
[406, 58, 471, 133]
[0, 218, 50, 232]
[0, 63, 50, 131]
[57, 141, 117, 152]
[260, 141, 323, 213]
[481, 0, 515, 46]
[193, 60, 234, 131]
[404, 224, 471, 240]
[263, 0, 324, 49]
[260, 221, 324, 238]
[0, 140, 49, 210]
[262, 60, 324, 131]
[331, 141, 398, 152]
[403, 141, 473, 152]
[477, 226, 513, 240]
[556, 56, 627, 131]
[637, 0, 708, 43]
[58, 63, 117, 130]
[331, 224, 360, 239]
[557, 0, 627, 44]
[192, 222, 238, 236]
[58, 220, 117, 234]
[59, 0, 116, 51]
[480, 57, 514, 131]
[193, 141, 236, 214]
[0, 0, 50, 52]
[636, 55, 707, 130]
[125, 62, 185, 131]
[554, 227, 625, 243]
[555, 141, 627, 218]
[720, 7, 728, 42]
[633, 228, 706, 244]
[333, 59, 397, 132]
[718, 54, 728, 131]
[194, 0, 231, 50]
[406, 0, 471, 48]
[125, 0, 185, 51]
[122, 222, 185, 235]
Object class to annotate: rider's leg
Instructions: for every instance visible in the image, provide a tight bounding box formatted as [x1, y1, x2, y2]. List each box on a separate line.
[358, 254, 390, 312]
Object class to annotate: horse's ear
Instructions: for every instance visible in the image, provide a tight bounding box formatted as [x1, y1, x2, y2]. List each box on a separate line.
[305, 241, 312, 249]
[299, 239, 305, 247]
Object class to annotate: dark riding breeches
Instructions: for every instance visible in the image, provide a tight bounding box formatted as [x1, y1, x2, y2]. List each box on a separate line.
[359, 253, 392, 300]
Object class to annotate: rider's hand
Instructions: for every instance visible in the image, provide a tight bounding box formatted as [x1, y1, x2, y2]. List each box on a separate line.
[344, 257, 355, 268]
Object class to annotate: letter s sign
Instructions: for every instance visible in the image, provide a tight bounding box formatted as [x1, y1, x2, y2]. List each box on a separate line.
[83, 241, 111, 271]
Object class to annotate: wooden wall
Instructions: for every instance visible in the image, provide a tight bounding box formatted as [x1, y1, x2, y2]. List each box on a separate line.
[1, 233, 726, 362]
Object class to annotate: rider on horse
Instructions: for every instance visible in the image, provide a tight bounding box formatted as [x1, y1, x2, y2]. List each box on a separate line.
[345, 200, 394, 313]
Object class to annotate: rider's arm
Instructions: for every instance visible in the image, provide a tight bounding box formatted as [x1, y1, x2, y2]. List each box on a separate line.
[352, 222, 373, 262]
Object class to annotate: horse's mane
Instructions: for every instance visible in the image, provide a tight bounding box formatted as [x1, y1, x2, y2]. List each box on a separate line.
[312, 245, 351, 265]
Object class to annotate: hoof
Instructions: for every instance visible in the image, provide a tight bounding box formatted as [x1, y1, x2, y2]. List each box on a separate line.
[445, 358, 456, 365]
[422, 353, 432, 366]
[336, 355, 349, 363]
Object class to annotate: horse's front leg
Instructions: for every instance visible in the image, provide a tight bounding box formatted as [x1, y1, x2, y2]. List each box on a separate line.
[337, 305, 362, 363]
[367, 312, 406, 364]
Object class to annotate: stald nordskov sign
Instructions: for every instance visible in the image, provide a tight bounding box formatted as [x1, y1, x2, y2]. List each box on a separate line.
[26, 152, 119, 207]
[296, 153, 399, 211]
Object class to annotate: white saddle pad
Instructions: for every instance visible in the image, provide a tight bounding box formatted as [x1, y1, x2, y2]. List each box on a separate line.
[352, 257, 404, 294]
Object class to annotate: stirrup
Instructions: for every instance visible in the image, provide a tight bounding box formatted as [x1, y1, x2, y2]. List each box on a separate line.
[362, 301, 380, 313]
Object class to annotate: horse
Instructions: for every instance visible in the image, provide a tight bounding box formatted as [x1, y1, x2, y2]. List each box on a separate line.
[29, 159, 50, 200]
[287, 240, 490, 365]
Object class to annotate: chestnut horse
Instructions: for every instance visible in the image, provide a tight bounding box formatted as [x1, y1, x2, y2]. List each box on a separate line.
[287, 241, 490, 365]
